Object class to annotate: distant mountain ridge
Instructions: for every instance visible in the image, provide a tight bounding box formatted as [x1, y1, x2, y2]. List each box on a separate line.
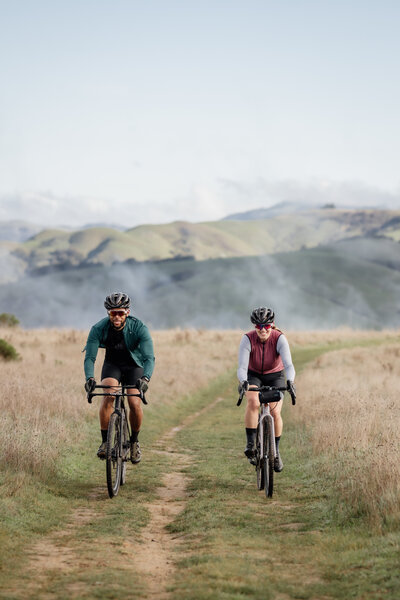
[2, 208, 400, 276]
[223, 200, 392, 221]
[223, 200, 322, 220]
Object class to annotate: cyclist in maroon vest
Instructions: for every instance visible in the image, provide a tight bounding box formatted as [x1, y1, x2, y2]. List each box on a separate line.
[237, 307, 296, 472]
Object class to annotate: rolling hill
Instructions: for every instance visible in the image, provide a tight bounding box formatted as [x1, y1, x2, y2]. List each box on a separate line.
[4, 208, 400, 274]
[1, 236, 399, 330]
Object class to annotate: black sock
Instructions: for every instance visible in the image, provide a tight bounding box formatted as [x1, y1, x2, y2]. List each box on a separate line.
[246, 428, 257, 447]
[275, 436, 281, 452]
[130, 431, 139, 443]
[101, 429, 108, 443]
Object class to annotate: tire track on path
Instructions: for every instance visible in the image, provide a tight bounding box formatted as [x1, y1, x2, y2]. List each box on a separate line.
[131, 395, 224, 599]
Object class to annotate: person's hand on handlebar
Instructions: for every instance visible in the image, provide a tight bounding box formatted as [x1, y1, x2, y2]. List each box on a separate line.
[238, 380, 249, 395]
[286, 380, 296, 404]
[85, 377, 96, 394]
[136, 376, 149, 394]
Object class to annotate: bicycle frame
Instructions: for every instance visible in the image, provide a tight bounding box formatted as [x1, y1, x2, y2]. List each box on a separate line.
[87, 384, 146, 497]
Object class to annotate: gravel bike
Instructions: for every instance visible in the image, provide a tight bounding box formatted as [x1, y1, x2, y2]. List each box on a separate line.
[87, 384, 147, 498]
[238, 384, 296, 498]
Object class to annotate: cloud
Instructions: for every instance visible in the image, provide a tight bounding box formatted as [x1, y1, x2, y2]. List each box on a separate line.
[0, 191, 107, 228]
[1, 179, 400, 231]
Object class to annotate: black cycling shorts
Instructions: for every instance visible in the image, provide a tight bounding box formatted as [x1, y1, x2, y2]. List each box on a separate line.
[247, 369, 285, 389]
[101, 360, 144, 387]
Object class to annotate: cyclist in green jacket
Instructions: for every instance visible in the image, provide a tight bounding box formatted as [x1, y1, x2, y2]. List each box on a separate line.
[84, 292, 155, 463]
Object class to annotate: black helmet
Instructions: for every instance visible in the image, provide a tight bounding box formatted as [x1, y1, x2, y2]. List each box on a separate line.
[250, 307, 274, 325]
[104, 292, 131, 310]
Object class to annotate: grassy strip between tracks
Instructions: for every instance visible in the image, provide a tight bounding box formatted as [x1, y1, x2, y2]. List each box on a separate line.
[1, 336, 399, 599]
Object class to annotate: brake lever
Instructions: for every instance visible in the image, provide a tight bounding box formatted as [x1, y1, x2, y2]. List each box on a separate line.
[237, 390, 245, 406]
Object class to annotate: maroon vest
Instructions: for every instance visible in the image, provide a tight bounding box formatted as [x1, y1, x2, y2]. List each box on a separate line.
[246, 329, 284, 374]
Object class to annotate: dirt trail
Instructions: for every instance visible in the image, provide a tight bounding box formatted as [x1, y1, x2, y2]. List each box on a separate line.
[131, 396, 223, 598]
[20, 397, 223, 600]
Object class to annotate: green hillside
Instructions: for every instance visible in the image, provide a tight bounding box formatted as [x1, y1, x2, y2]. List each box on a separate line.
[10, 209, 400, 272]
[2, 237, 400, 330]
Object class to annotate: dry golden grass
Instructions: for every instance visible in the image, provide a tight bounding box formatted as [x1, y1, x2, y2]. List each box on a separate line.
[288, 326, 399, 347]
[0, 327, 241, 483]
[295, 342, 400, 527]
[2, 325, 399, 512]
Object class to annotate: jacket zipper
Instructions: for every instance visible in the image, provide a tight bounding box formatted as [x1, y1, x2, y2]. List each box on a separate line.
[262, 341, 265, 373]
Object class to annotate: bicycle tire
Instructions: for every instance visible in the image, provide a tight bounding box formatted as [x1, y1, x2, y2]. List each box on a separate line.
[263, 417, 274, 498]
[256, 423, 264, 490]
[106, 412, 122, 498]
[120, 414, 129, 486]
[120, 461, 127, 487]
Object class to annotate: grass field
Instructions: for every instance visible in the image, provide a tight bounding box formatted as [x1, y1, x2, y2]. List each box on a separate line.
[0, 326, 399, 599]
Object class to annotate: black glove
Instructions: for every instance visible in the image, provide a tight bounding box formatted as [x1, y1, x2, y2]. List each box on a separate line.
[238, 380, 249, 395]
[136, 376, 149, 394]
[286, 380, 296, 404]
[85, 377, 96, 394]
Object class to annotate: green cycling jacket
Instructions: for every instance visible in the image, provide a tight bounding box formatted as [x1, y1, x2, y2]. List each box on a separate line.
[84, 316, 155, 380]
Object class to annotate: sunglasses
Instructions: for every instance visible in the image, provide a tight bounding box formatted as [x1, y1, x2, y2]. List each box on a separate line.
[255, 323, 272, 330]
[108, 310, 127, 317]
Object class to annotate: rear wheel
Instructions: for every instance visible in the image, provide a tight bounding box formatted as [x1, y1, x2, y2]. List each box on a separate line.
[256, 424, 264, 490]
[106, 412, 122, 498]
[263, 418, 274, 498]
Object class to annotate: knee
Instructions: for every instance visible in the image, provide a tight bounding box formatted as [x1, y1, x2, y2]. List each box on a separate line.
[270, 405, 282, 420]
[128, 394, 141, 412]
[246, 394, 259, 412]
[102, 396, 114, 408]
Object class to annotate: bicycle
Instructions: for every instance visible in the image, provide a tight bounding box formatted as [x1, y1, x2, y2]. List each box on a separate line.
[87, 384, 147, 498]
[237, 384, 296, 498]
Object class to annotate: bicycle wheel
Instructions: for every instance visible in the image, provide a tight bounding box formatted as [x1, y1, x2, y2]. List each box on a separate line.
[263, 417, 274, 498]
[106, 412, 122, 498]
[120, 414, 129, 486]
[256, 423, 264, 490]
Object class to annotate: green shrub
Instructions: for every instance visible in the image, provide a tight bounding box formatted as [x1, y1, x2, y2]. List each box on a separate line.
[0, 313, 20, 327]
[0, 338, 20, 361]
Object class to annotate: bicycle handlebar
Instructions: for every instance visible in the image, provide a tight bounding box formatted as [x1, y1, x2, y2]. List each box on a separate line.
[237, 384, 296, 406]
[87, 384, 147, 405]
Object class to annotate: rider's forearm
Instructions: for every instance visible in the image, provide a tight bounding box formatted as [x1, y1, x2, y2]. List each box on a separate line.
[277, 335, 295, 382]
[237, 335, 251, 382]
[137, 328, 155, 379]
[84, 356, 96, 380]
[83, 328, 100, 379]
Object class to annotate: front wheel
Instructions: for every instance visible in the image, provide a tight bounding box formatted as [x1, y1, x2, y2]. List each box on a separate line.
[263, 418, 274, 498]
[120, 415, 129, 486]
[106, 412, 122, 498]
[256, 424, 264, 491]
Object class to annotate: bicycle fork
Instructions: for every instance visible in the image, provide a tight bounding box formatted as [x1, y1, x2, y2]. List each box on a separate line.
[258, 407, 277, 461]
[111, 397, 127, 462]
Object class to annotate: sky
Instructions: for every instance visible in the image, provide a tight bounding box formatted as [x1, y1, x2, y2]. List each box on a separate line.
[1, 0, 400, 229]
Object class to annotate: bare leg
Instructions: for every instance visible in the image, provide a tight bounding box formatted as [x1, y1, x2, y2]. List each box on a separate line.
[270, 401, 283, 437]
[244, 391, 260, 428]
[99, 377, 119, 431]
[127, 387, 143, 434]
